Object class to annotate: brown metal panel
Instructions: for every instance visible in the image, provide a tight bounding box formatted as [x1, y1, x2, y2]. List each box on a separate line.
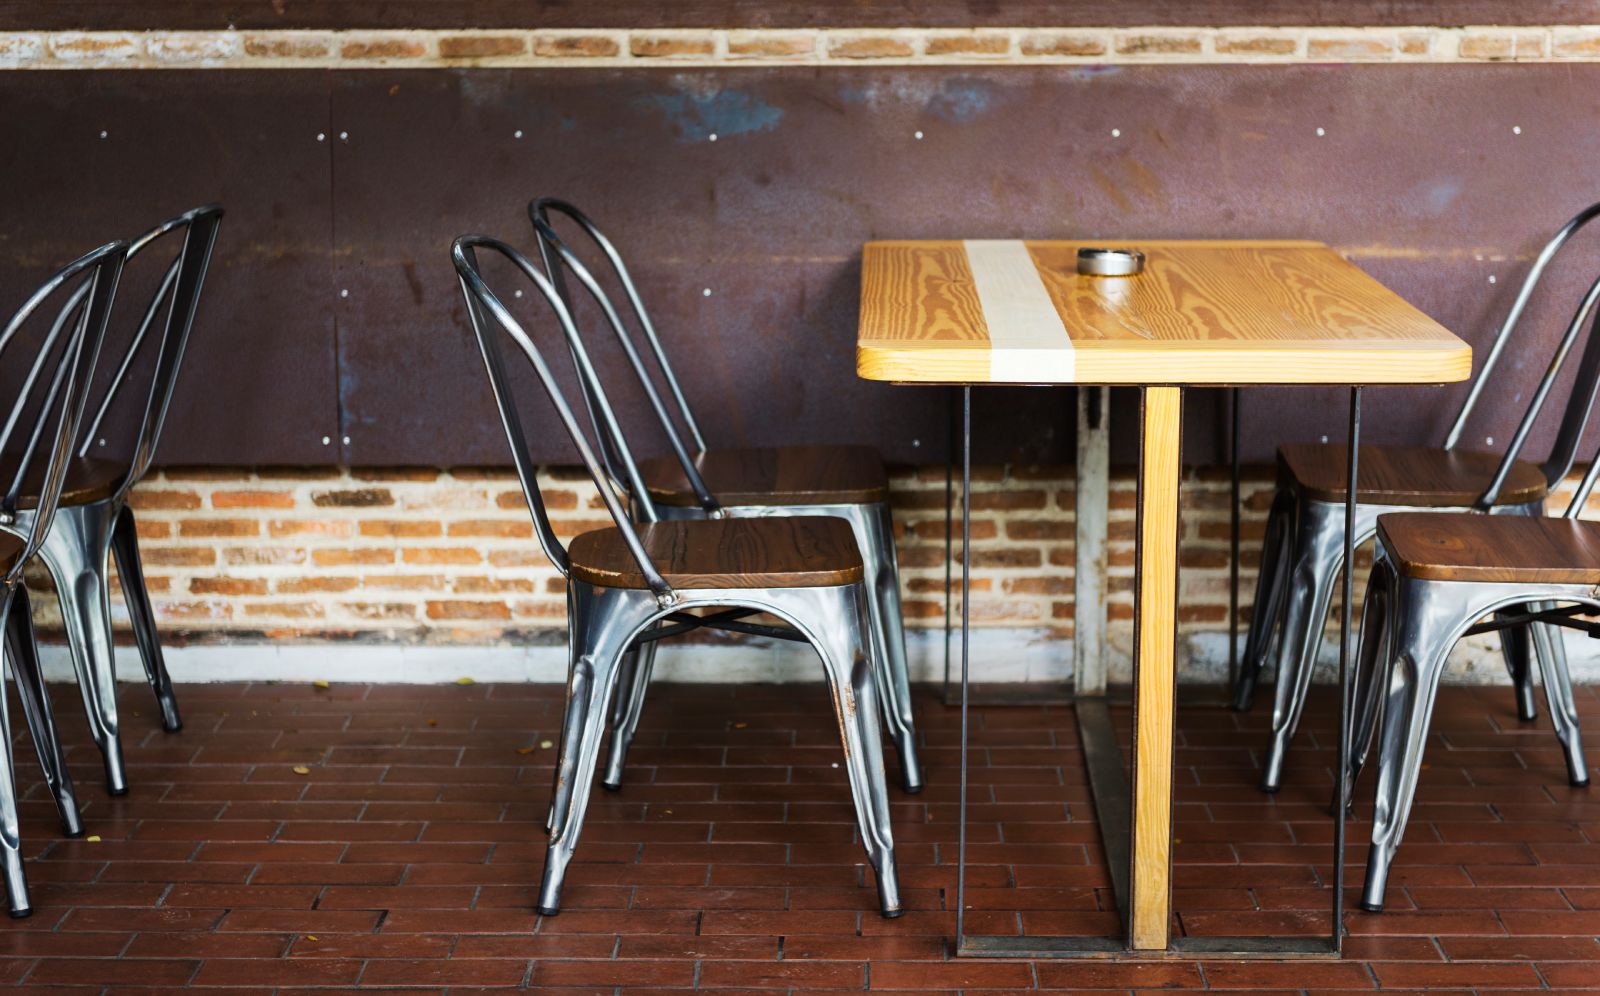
[0, 70, 338, 466]
[7, 1, 1598, 31]
[328, 65, 1600, 466]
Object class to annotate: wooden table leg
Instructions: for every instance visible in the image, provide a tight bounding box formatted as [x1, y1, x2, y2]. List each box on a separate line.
[1130, 386, 1181, 951]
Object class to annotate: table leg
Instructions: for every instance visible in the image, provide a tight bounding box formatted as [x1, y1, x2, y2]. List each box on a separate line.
[1130, 386, 1182, 951]
[1075, 387, 1111, 697]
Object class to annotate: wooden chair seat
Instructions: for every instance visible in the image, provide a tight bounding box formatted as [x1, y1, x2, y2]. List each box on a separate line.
[567, 515, 864, 590]
[2, 450, 123, 509]
[638, 445, 889, 508]
[1378, 512, 1600, 583]
[1279, 443, 1547, 507]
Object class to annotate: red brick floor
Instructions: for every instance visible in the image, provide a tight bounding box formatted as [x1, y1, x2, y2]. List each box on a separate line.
[2, 678, 1597, 992]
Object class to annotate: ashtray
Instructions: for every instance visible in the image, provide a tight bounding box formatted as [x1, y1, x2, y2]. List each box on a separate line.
[1076, 247, 1145, 277]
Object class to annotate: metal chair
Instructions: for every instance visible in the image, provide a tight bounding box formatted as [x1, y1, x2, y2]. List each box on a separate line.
[0, 240, 127, 916]
[2, 206, 222, 795]
[1235, 203, 1600, 792]
[529, 198, 922, 795]
[452, 234, 903, 919]
[1344, 320, 1600, 908]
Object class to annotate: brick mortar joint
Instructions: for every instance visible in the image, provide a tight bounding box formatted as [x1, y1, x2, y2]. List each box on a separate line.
[3, 26, 1600, 68]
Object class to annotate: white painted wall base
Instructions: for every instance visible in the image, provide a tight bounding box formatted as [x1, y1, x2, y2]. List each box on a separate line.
[32, 627, 1600, 685]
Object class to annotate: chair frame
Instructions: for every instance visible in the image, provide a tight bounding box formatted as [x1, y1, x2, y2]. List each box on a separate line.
[453, 234, 902, 918]
[1235, 202, 1600, 792]
[529, 198, 921, 793]
[1345, 377, 1600, 908]
[0, 239, 128, 915]
[1, 205, 223, 795]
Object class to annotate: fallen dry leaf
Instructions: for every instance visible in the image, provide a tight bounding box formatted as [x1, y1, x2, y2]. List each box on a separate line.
[292, 765, 311, 776]
[515, 747, 535, 756]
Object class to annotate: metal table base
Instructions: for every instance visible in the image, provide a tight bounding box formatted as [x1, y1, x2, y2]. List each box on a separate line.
[950, 385, 1361, 959]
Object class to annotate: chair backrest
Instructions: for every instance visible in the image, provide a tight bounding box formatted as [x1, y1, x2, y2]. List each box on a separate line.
[452, 234, 677, 605]
[0, 241, 127, 583]
[1475, 267, 1600, 510]
[1445, 201, 1600, 453]
[529, 201, 721, 516]
[78, 204, 223, 506]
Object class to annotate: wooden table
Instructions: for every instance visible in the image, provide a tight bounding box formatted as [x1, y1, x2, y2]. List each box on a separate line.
[857, 239, 1470, 957]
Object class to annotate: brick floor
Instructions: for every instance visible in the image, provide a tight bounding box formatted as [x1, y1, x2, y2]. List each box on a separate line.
[2, 677, 1597, 991]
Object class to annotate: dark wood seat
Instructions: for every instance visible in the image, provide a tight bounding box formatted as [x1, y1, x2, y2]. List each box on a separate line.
[1278, 443, 1548, 507]
[567, 515, 864, 590]
[1378, 512, 1600, 583]
[638, 445, 889, 508]
[1, 450, 123, 509]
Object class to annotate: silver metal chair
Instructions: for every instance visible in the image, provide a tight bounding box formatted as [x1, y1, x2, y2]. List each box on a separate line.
[529, 199, 922, 794]
[1344, 374, 1600, 909]
[0, 240, 128, 916]
[452, 234, 903, 919]
[3, 206, 222, 794]
[1235, 203, 1600, 792]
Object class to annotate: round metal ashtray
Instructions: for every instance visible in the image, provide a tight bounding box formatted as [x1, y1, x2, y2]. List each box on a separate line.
[1076, 247, 1146, 277]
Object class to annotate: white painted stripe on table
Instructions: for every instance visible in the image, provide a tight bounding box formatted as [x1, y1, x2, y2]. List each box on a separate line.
[962, 239, 1074, 382]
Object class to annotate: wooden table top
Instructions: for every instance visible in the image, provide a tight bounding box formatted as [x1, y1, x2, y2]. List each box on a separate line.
[856, 239, 1472, 386]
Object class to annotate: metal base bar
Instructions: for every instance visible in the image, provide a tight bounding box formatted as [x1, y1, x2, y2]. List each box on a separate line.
[1075, 696, 1131, 925]
[952, 385, 1359, 961]
[959, 934, 1338, 960]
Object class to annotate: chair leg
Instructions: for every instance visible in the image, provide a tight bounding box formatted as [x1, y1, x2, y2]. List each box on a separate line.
[1528, 608, 1589, 787]
[855, 503, 922, 794]
[37, 502, 127, 795]
[1261, 502, 1343, 793]
[0, 590, 32, 918]
[1233, 489, 1294, 712]
[4, 587, 83, 838]
[110, 505, 181, 733]
[1362, 580, 1456, 912]
[602, 637, 657, 791]
[1337, 554, 1395, 814]
[800, 582, 902, 917]
[1497, 615, 1538, 723]
[538, 585, 653, 917]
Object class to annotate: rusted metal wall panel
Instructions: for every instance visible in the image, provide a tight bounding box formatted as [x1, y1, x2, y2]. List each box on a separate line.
[327, 65, 1600, 466]
[6, 64, 1600, 466]
[7, 1, 1597, 30]
[0, 71, 339, 466]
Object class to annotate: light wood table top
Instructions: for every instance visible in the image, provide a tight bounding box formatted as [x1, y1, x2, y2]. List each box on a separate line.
[857, 239, 1471, 386]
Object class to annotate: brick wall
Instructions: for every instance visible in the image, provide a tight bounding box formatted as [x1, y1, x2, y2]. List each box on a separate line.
[21, 461, 1597, 685]
[30, 462, 1175, 643]
[20, 461, 1592, 649]
[6, 26, 1600, 69]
